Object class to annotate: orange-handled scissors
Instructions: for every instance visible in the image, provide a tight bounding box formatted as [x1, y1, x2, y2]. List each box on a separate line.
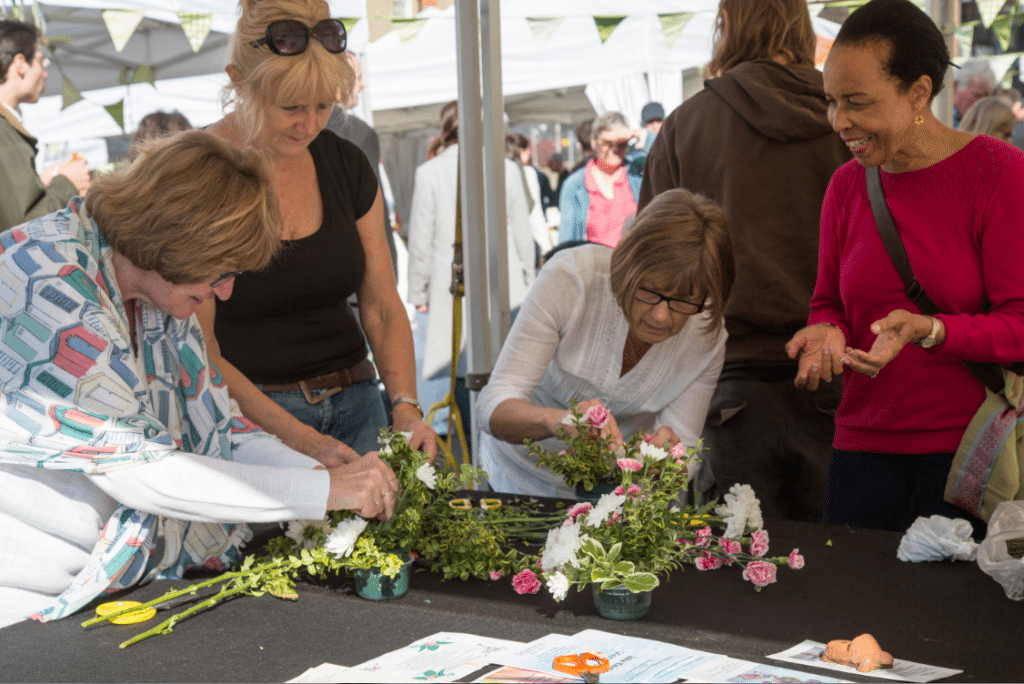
[553, 652, 609, 683]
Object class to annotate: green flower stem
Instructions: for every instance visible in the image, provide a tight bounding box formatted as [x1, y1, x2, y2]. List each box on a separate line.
[80, 570, 251, 627]
[117, 577, 256, 649]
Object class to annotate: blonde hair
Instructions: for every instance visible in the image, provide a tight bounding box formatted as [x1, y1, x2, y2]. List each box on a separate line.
[610, 188, 734, 332]
[960, 96, 1017, 141]
[226, 0, 353, 147]
[708, 0, 816, 77]
[86, 130, 281, 284]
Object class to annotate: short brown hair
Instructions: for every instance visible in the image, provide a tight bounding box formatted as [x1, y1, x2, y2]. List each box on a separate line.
[86, 130, 281, 284]
[0, 20, 41, 84]
[226, 0, 353, 147]
[610, 188, 734, 333]
[707, 0, 816, 77]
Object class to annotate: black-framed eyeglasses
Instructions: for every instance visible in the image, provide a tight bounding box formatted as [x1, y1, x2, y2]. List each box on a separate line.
[210, 271, 244, 288]
[635, 287, 704, 314]
[249, 19, 347, 55]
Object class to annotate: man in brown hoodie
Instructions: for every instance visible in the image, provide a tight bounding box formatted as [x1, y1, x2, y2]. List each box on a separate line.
[638, 0, 851, 522]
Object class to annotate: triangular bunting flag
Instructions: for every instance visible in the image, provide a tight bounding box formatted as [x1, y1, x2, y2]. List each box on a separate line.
[61, 76, 82, 110]
[102, 9, 143, 53]
[338, 17, 359, 35]
[131, 64, 154, 85]
[10, 4, 24, 21]
[992, 14, 1013, 52]
[177, 12, 212, 53]
[104, 100, 125, 131]
[594, 16, 626, 43]
[31, 0, 45, 31]
[955, 24, 974, 58]
[117, 65, 130, 85]
[391, 17, 427, 52]
[986, 53, 1020, 87]
[976, 0, 1004, 29]
[526, 17, 563, 50]
[658, 13, 693, 49]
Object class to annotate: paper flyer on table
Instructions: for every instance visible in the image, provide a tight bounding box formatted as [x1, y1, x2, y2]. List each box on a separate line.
[684, 656, 852, 683]
[352, 632, 526, 682]
[286, 663, 399, 682]
[504, 629, 724, 682]
[769, 640, 963, 682]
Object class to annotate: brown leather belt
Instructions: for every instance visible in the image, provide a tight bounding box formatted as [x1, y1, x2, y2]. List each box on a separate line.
[259, 358, 377, 405]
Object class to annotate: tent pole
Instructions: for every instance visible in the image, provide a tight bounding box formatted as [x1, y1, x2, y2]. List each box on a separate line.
[926, 0, 959, 127]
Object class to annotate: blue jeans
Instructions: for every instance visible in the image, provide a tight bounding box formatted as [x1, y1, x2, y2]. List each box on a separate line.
[822, 449, 988, 538]
[263, 380, 388, 456]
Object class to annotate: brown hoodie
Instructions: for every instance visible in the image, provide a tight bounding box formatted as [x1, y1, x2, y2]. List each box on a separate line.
[639, 60, 851, 366]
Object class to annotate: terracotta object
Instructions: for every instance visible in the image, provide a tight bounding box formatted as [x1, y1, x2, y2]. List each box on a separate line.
[821, 634, 894, 673]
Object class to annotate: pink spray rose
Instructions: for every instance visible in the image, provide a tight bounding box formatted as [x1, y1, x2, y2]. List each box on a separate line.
[670, 443, 688, 459]
[742, 561, 778, 588]
[627, 484, 641, 497]
[584, 405, 611, 429]
[750, 529, 770, 558]
[567, 502, 593, 522]
[788, 549, 805, 570]
[489, 569, 505, 581]
[512, 568, 542, 595]
[613, 485, 625, 496]
[617, 458, 643, 472]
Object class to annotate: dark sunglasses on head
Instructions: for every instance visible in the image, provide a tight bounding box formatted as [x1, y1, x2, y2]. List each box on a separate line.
[210, 271, 245, 288]
[249, 19, 347, 56]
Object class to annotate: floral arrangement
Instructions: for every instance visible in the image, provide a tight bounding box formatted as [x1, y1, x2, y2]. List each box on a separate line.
[85, 431, 556, 648]
[527, 401, 623, 490]
[511, 404, 805, 602]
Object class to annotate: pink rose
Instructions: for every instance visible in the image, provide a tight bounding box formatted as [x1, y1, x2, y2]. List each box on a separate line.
[617, 458, 643, 472]
[627, 484, 641, 497]
[489, 569, 505, 581]
[512, 568, 542, 595]
[584, 405, 610, 429]
[750, 529, 769, 558]
[742, 561, 778, 588]
[670, 443, 688, 459]
[788, 549, 805, 570]
[613, 485, 625, 496]
[567, 502, 593, 521]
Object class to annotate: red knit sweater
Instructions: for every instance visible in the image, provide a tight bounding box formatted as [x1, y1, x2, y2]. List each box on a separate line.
[809, 136, 1024, 453]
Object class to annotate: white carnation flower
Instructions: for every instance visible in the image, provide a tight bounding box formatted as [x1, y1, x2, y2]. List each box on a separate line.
[416, 462, 437, 490]
[546, 572, 570, 602]
[541, 521, 584, 571]
[584, 493, 626, 528]
[324, 517, 368, 558]
[715, 484, 763, 538]
[639, 441, 668, 461]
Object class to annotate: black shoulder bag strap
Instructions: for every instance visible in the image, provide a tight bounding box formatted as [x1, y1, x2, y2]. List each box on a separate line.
[865, 165, 1008, 394]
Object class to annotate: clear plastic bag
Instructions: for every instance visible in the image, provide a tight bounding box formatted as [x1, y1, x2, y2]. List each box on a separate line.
[976, 501, 1024, 601]
[897, 516, 978, 562]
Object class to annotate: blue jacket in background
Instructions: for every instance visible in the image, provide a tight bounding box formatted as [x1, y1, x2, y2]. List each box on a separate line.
[557, 162, 643, 244]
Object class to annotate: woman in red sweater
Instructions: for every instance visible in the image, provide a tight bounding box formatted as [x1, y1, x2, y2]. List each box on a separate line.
[786, 0, 1024, 535]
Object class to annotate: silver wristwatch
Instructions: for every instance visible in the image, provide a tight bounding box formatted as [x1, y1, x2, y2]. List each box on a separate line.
[917, 317, 942, 349]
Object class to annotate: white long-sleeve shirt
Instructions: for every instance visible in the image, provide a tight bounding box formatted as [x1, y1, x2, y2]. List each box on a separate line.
[477, 244, 726, 497]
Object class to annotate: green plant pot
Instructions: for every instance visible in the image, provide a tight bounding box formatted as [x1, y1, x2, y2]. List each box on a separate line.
[591, 584, 652, 620]
[574, 481, 618, 503]
[352, 551, 414, 601]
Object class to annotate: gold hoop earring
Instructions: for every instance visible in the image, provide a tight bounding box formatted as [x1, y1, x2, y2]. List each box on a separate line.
[914, 114, 924, 125]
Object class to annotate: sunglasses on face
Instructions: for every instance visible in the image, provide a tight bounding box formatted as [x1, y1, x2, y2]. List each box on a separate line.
[210, 271, 244, 288]
[249, 19, 347, 56]
[635, 287, 704, 315]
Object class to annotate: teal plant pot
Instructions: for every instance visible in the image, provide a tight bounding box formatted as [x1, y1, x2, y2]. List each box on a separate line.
[591, 584, 652, 620]
[574, 481, 618, 503]
[352, 550, 414, 601]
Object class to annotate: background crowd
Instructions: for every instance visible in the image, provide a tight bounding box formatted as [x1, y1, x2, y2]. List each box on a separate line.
[1, 0, 1023, 629]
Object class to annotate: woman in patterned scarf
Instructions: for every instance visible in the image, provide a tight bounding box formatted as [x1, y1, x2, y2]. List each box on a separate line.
[0, 130, 399, 628]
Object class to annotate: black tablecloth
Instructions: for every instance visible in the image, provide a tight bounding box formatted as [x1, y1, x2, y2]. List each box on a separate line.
[0, 519, 1019, 683]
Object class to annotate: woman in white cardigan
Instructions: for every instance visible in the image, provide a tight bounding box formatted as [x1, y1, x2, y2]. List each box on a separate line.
[477, 189, 734, 497]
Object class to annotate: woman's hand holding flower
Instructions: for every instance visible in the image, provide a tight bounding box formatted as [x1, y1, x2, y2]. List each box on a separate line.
[786, 323, 847, 391]
[560, 399, 624, 450]
[645, 425, 680, 451]
[391, 404, 439, 460]
[325, 452, 401, 521]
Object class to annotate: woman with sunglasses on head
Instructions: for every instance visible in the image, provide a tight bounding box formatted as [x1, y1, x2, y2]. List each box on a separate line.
[200, 0, 436, 470]
[478, 188, 733, 497]
[0, 131, 400, 628]
[557, 111, 643, 248]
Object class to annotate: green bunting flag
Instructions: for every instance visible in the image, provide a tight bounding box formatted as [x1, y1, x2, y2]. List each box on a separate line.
[992, 14, 1013, 52]
[177, 12, 213, 53]
[391, 17, 428, 52]
[339, 17, 360, 35]
[594, 16, 626, 43]
[131, 64, 154, 85]
[104, 100, 125, 132]
[61, 76, 82, 110]
[955, 24, 974, 58]
[975, 0, 1004, 29]
[31, 0, 44, 31]
[658, 13, 693, 49]
[526, 17, 563, 50]
[986, 53, 1021, 88]
[102, 9, 143, 53]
